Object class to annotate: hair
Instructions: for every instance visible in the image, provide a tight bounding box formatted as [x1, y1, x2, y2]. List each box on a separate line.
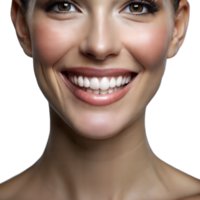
[21, 0, 181, 12]
[21, 0, 28, 11]
[172, 0, 181, 12]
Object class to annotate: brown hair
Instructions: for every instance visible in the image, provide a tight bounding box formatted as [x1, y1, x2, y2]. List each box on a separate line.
[172, 0, 181, 12]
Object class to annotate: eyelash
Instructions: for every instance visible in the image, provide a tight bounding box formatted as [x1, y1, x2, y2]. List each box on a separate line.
[45, 0, 160, 15]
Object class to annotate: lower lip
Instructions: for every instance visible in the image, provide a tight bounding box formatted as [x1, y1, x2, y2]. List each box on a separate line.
[60, 73, 136, 106]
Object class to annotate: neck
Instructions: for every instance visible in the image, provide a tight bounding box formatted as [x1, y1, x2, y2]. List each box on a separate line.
[36, 106, 161, 199]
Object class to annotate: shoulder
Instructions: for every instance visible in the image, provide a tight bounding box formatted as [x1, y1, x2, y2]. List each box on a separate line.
[0, 172, 29, 200]
[0, 165, 38, 200]
[0, 165, 57, 200]
[0, 179, 23, 199]
[178, 194, 200, 200]
[155, 158, 200, 200]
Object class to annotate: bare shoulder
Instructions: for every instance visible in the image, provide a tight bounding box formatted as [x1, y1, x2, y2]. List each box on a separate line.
[178, 194, 200, 200]
[0, 165, 37, 200]
[0, 164, 57, 200]
[1, 159, 199, 200]
[156, 158, 200, 199]
[0, 169, 31, 200]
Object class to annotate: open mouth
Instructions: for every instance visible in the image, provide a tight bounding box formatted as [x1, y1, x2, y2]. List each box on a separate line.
[61, 71, 136, 94]
[60, 71, 138, 106]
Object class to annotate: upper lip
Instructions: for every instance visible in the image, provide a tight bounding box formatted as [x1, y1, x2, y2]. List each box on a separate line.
[60, 67, 138, 77]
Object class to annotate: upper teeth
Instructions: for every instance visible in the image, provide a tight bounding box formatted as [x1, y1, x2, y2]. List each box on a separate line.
[68, 74, 132, 93]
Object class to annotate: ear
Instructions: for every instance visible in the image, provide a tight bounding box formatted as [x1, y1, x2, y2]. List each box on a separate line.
[11, 0, 32, 57]
[167, 0, 190, 58]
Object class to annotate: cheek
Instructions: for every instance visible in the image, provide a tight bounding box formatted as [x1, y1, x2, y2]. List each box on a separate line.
[30, 19, 80, 66]
[30, 15, 171, 69]
[122, 22, 171, 69]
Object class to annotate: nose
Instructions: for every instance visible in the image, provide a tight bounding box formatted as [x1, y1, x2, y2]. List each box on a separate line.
[79, 10, 122, 61]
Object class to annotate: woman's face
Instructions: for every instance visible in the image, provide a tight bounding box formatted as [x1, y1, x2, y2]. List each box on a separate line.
[25, 0, 175, 138]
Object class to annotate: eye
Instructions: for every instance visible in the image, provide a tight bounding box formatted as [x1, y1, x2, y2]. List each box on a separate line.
[46, 0, 159, 15]
[122, 3, 148, 14]
[46, 2, 78, 14]
[121, 1, 158, 15]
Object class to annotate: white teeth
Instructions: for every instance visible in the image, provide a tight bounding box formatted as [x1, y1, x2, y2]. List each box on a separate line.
[84, 77, 90, 88]
[110, 77, 115, 88]
[78, 76, 83, 87]
[85, 86, 124, 94]
[86, 88, 92, 93]
[100, 77, 110, 90]
[69, 75, 131, 90]
[116, 76, 122, 87]
[73, 76, 76, 85]
[122, 77, 126, 85]
[90, 77, 100, 90]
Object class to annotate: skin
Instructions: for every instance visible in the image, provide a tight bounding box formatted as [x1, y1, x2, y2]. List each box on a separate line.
[0, 0, 200, 199]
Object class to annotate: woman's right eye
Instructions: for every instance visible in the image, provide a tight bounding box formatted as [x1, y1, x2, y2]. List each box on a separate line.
[46, 2, 78, 14]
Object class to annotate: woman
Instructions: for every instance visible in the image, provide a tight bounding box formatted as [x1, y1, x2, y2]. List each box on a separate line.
[0, 0, 199, 199]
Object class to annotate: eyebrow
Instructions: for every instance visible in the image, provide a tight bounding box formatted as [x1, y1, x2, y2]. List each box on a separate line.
[43, 0, 160, 2]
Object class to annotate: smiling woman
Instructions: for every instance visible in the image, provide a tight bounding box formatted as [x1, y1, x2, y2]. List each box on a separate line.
[0, 0, 200, 200]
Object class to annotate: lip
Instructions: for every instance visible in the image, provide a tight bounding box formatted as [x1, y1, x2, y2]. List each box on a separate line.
[61, 67, 137, 77]
[60, 67, 138, 106]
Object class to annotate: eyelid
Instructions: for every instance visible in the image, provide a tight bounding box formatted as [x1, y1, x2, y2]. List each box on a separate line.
[54, 2, 79, 13]
[120, 0, 151, 15]
[46, 0, 159, 16]
[45, 0, 81, 13]
[120, 0, 161, 16]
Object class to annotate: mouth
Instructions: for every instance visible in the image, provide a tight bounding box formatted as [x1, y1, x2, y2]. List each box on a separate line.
[61, 71, 137, 95]
[59, 69, 138, 106]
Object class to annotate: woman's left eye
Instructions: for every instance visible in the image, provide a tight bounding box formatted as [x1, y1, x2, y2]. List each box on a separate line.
[122, 3, 148, 14]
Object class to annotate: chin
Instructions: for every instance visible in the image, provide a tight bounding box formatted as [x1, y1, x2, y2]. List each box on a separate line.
[77, 128, 118, 140]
